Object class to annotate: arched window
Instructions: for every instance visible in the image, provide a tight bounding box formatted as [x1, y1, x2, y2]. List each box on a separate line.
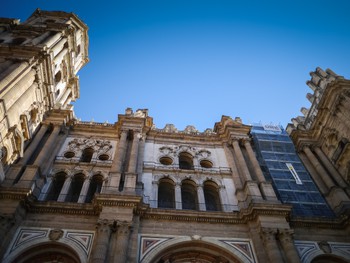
[47, 172, 66, 201]
[332, 138, 349, 163]
[181, 179, 198, 210]
[66, 173, 84, 202]
[85, 175, 103, 203]
[179, 152, 194, 170]
[80, 147, 94, 162]
[158, 178, 175, 208]
[203, 181, 221, 211]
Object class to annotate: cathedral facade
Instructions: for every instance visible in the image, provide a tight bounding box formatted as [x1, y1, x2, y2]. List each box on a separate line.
[0, 10, 349, 263]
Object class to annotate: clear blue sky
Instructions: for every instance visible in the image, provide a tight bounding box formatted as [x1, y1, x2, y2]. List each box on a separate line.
[2, 1, 350, 131]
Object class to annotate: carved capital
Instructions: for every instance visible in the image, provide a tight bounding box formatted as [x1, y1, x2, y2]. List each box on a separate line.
[117, 221, 132, 235]
[278, 229, 294, 244]
[260, 227, 277, 243]
[96, 219, 114, 233]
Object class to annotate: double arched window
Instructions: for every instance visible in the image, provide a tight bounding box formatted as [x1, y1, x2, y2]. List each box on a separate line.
[47, 172, 103, 203]
[156, 178, 222, 211]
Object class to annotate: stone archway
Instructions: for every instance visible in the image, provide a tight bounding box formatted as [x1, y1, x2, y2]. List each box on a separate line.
[10, 243, 81, 263]
[311, 254, 349, 263]
[147, 241, 244, 263]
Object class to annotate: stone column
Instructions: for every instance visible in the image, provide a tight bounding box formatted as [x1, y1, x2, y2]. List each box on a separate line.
[39, 177, 52, 201]
[219, 186, 229, 211]
[128, 131, 140, 174]
[137, 136, 146, 183]
[18, 124, 49, 165]
[57, 176, 72, 202]
[278, 229, 301, 263]
[107, 130, 128, 193]
[114, 222, 132, 263]
[33, 125, 61, 167]
[313, 146, 347, 188]
[92, 219, 113, 263]
[152, 180, 158, 208]
[175, 183, 182, 209]
[114, 130, 128, 173]
[303, 146, 335, 188]
[223, 143, 243, 189]
[298, 152, 328, 194]
[78, 177, 91, 203]
[231, 139, 252, 181]
[243, 139, 265, 182]
[260, 228, 284, 263]
[197, 184, 206, 211]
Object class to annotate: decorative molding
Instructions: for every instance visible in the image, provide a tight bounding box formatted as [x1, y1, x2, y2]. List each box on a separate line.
[139, 236, 172, 262]
[295, 240, 350, 263]
[139, 235, 258, 263]
[4, 227, 95, 263]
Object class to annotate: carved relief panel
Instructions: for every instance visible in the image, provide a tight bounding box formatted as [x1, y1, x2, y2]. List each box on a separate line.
[57, 137, 117, 163]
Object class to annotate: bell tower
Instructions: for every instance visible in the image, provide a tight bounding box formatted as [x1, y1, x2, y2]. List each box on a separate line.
[0, 9, 89, 180]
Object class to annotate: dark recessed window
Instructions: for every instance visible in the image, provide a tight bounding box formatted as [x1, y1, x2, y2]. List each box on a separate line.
[98, 154, 109, 161]
[179, 152, 194, 170]
[12, 37, 26, 45]
[158, 178, 175, 208]
[159, 156, 173, 165]
[55, 71, 62, 82]
[80, 148, 94, 163]
[200, 160, 213, 168]
[64, 151, 75, 158]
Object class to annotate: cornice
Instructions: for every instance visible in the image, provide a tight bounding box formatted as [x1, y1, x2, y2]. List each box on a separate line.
[289, 215, 349, 229]
[137, 202, 292, 224]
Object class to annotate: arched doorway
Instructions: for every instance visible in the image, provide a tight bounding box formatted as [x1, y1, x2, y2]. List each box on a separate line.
[11, 243, 81, 263]
[149, 241, 243, 263]
[311, 254, 349, 263]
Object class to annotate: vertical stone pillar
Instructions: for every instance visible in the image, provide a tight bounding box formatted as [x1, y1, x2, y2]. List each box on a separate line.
[278, 229, 301, 263]
[231, 138, 252, 181]
[243, 139, 278, 200]
[39, 177, 52, 200]
[57, 176, 72, 202]
[219, 186, 229, 211]
[260, 228, 284, 263]
[78, 177, 91, 203]
[298, 152, 328, 194]
[197, 184, 206, 211]
[303, 146, 335, 188]
[175, 183, 182, 209]
[136, 136, 146, 184]
[114, 130, 128, 173]
[114, 222, 132, 263]
[223, 143, 243, 189]
[107, 130, 128, 193]
[313, 146, 347, 188]
[128, 131, 140, 174]
[18, 124, 49, 165]
[152, 180, 158, 208]
[243, 139, 265, 182]
[33, 125, 61, 167]
[92, 219, 112, 263]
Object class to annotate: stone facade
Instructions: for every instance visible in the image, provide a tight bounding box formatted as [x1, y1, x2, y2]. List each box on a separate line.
[0, 10, 349, 263]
